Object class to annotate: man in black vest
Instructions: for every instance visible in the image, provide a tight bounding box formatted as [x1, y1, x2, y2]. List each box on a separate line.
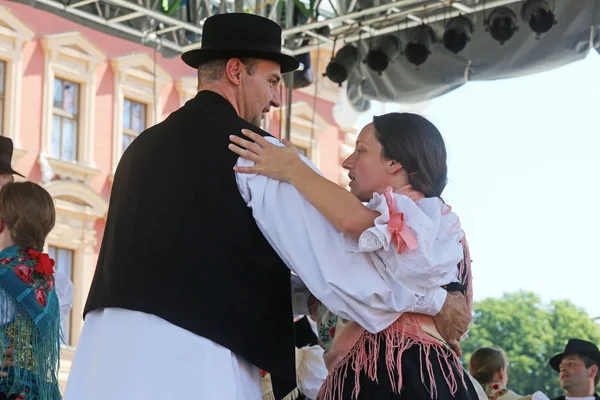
[549, 339, 600, 400]
[64, 12, 471, 400]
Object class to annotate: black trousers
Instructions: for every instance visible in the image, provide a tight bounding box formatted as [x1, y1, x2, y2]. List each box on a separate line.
[339, 342, 478, 400]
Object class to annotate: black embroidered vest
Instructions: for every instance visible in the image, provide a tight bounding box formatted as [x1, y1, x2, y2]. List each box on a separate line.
[84, 91, 296, 399]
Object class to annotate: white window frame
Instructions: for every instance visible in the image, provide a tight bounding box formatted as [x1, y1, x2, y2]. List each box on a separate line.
[175, 76, 197, 106]
[50, 77, 81, 162]
[0, 7, 34, 162]
[40, 32, 105, 183]
[121, 97, 147, 154]
[111, 53, 172, 172]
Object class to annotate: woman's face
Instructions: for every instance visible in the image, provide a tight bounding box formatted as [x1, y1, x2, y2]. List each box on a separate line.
[342, 123, 394, 202]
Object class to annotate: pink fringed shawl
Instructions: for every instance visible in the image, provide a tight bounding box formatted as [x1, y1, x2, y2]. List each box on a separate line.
[315, 186, 473, 400]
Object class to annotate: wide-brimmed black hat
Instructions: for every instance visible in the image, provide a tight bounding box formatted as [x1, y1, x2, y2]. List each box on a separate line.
[549, 339, 600, 372]
[181, 13, 299, 73]
[0, 137, 23, 177]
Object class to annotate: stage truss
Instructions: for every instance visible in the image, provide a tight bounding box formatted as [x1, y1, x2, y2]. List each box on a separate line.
[12, 0, 526, 57]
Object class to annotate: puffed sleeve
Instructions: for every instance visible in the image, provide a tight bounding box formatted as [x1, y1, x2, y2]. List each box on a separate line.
[343, 191, 464, 289]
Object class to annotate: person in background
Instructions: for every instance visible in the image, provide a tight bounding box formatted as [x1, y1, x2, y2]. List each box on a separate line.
[549, 339, 600, 400]
[0, 137, 73, 328]
[469, 347, 541, 400]
[0, 182, 62, 399]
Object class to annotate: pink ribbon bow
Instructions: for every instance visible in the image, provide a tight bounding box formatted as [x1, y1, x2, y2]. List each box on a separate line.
[384, 188, 418, 254]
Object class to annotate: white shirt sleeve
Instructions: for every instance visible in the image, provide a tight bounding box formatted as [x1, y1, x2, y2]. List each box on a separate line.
[235, 137, 447, 333]
[54, 271, 74, 323]
[295, 344, 328, 399]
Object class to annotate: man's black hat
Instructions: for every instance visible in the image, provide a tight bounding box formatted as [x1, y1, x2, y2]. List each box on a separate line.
[181, 13, 299, 73]
[0, 137, 24, 177]
[549, 339, 600, 372]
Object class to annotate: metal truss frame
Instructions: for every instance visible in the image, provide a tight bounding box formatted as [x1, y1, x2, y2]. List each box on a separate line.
[14, 0, 525, 57]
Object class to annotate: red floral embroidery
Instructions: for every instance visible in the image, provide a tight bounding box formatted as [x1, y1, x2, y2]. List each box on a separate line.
[46, 279, 55, 291]
[35, 286, 47, 307]
[328, 326, 336, 337]
[14, 264, 34, 285]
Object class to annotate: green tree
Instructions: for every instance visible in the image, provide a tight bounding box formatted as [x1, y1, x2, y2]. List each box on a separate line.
[461, 291, 600, 398]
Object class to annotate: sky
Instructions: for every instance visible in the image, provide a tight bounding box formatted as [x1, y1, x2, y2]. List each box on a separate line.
[354, 51, 600, 317]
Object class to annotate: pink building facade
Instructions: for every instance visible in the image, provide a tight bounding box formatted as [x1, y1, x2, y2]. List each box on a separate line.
[0, 0, 358, 388]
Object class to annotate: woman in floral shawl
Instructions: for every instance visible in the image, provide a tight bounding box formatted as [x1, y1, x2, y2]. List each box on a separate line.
[0, 182, 61, 400]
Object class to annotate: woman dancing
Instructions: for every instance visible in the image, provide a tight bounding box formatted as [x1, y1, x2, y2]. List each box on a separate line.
[230, 113, 480, 399]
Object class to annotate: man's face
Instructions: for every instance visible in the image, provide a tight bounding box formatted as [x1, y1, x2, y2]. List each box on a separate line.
[240, 60, 282, 127]
[0, 174, 13, 189]
[559, 354, 597, 392]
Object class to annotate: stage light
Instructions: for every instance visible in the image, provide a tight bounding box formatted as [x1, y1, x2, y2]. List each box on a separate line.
[347, 81, 371, 113]
[521, 0, 556, 36]
[324, 44, 360, 86]
[443, 15, 474, 54]
[316, 25, 331, 37]
[365, 35, 401, 74]
[404, 24, 436, 67]
[485, 7, 518, 45]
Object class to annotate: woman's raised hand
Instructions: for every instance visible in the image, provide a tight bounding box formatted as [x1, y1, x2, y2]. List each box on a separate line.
[229, 129, 303, 182]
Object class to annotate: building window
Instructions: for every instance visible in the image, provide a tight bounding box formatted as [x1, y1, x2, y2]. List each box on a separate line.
[123, 98, 146, 153]
[295, 144, 308, 158]
[51, 78, 79, 162]
[0, 7, 34, 145]
[0, 60, 5, 137]
[111, 53, 172, 173]
[48, 246, 74, 346]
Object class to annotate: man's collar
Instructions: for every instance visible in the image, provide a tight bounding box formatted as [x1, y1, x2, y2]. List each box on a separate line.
[193, 90, 240, 118]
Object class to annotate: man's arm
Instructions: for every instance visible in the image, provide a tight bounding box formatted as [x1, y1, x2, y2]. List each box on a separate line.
[235, 137, 453, 334]
[432, 291, 471, 356]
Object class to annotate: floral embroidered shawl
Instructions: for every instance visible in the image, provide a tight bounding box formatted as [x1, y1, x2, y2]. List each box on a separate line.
[0, 245, 62, 399]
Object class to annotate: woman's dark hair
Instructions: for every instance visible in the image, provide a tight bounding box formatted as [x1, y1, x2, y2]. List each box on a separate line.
[372, 113, 448, 198]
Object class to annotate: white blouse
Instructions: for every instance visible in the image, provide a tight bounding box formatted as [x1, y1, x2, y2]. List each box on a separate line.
[343, 192, 464, 297]
[235, 137, 450, 334]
